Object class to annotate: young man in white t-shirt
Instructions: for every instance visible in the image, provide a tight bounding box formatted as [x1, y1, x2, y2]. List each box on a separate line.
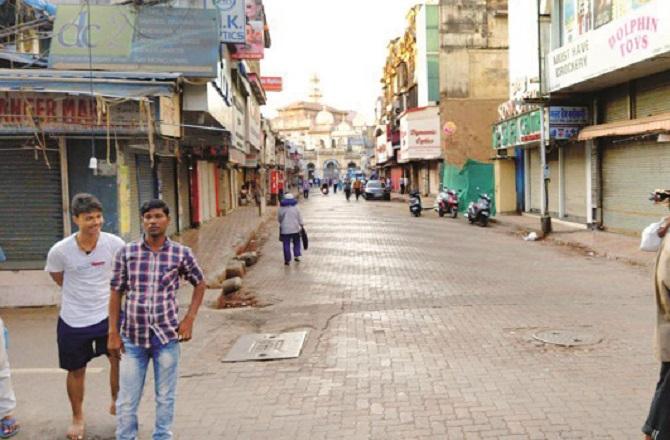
[45, 193, 125, 440]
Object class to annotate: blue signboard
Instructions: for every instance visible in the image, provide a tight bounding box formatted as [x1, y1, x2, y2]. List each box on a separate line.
[210, 0, 246, 44]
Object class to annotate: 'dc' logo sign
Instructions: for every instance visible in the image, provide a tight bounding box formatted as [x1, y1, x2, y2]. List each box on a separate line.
[213, 0, 237, 11]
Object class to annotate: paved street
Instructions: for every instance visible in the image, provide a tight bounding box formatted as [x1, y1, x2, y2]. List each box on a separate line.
[3, 191, 660, 439]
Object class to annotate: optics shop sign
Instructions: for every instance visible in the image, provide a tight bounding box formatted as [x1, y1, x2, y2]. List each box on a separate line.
[207, 0, 246, 43]
[492, 106, 589, 150]
[398, 106, 441, 163]
[0, 92, 144, 135]
[49, 5, 219, 77]
[548, 1, 669, 92]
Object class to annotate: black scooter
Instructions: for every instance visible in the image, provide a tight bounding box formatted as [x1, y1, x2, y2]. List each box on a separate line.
[466, 193, 492, 227]
[409, 190, 423, 217]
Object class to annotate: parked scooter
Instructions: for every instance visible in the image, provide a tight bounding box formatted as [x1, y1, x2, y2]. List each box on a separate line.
[436, 188, 459, 218]
[466, 193, 492, 227]
[409, 190, 423, 217]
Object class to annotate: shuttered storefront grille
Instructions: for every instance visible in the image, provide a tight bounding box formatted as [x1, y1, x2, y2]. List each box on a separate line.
[602, 85, 629, 123]
[635, 71, 670, 118]
[136, 153, 156, 211]
[529, 148, 541, 212]
[158, 157, 178, 236]
[547, 149, 559, 215]
[602, 140, 670, 234]
[564, 144, 586, 221]
[177, 161, 191, 231]
[0, 146, 62, 268]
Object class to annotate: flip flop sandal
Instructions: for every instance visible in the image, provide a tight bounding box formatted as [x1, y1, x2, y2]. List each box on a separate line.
[0, 417, 19, 439]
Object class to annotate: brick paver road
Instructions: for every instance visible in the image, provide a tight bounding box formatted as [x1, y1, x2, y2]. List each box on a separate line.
[3, 191, 659, 439]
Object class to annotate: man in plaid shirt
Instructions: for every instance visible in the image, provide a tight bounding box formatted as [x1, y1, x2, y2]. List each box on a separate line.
[108, 199, 206, 440]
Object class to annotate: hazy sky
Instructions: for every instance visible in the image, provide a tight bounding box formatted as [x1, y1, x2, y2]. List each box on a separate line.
[261, 0, 420, 121]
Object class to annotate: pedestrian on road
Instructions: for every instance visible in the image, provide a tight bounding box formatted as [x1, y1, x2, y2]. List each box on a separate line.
[278, 193, 304, 265]
[0, 317, 19, 439]
[45, 193, 125, 440]
[333, 178, 339, 195]
[643, 208, 670, 440]
[302, 179, 310, 199]
[344, 179, 352, 202]
[400, 176, 407, 195]
[353, 179, 363, 201]
[108, 199, 206, 440]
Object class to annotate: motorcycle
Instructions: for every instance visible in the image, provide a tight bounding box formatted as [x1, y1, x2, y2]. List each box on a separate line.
[409, 190, 423, 217]
[466, 193, 491, 227]
[436, 189, 459, 218]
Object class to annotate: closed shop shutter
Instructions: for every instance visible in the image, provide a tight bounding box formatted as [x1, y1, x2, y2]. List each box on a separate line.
[602, 85, 629, 123]
[157, 157, 178, 236]
[529, 148, 541, 212]
[635, 71, 670, 118]
[126, 149, 141, 240]
[197, 161, 216, 222]
[547, 149, 559, 215]
[391, 167, 402, 192]
[602, 140, 670, 234]
[429, 162, 440, 195]
[0, 145, 62, 268]
[177, 161, 191, 231]
[136, 153, 156, 209]
[564, 143, 586, 221]
[218, 167, 229, 213]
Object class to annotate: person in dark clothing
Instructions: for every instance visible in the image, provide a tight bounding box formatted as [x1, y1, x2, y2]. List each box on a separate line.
[343, 180, 352, 202]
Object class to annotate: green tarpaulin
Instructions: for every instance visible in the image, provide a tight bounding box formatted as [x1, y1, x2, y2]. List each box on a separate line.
[441, 159, 496, 215]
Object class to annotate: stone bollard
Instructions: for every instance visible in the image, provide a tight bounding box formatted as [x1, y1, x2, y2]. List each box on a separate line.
[225, 260, 246, 279]
[221, 277, 242, 295]
[236, 252, 259, 267]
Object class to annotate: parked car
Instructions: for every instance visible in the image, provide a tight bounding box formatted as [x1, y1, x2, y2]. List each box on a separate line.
[363, 180, 391, 201]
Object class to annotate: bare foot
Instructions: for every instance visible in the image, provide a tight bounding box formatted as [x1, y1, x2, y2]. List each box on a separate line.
[66, 419, 85, 440]
[109, 401, 116, 416]
[644, 435, 653, 440]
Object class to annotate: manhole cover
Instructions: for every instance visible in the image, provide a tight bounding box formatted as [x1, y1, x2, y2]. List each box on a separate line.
[222, 331, 307, 362]
[532, 329, 602, 347]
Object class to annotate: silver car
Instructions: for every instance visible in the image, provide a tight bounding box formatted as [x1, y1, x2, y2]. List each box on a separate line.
[363, 180, 391, 201]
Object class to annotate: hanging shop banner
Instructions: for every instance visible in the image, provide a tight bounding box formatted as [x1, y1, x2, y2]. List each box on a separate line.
[207, 0, 246, 43]
[548, 0, 667, 92]
[594, 0, 614, 28]
[398, 106, 442, 163]
[232, 0, 265, 60]
[247, 96, 261, 150]
[376, 129, 389, 164]
[0, 92, 145, 134]
[49, 5, 219, 77]
[261, 77, 283, 92]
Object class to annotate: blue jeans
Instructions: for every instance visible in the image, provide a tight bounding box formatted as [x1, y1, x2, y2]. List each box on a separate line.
[116, 334, 180, 440]
[281, 233, 302, 263]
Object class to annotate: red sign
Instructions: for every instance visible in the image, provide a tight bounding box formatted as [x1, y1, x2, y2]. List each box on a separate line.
[261, 77, 283, 92]
[270, 170, 279, 194]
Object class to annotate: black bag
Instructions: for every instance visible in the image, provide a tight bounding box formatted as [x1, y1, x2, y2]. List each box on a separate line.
[300, 227, 309, 250]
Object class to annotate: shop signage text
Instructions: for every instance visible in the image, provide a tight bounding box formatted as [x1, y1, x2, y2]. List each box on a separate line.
[261, 77, 283, 92]
[0, 93, 144, 134]
[548, 1, 670, 92]
[398, 106, 442, 163]
[209, 0, 246, 43]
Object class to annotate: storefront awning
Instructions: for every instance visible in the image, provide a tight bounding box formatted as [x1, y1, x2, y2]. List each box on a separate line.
[0, 69, 179, 98]
[578, 112, 670, 141]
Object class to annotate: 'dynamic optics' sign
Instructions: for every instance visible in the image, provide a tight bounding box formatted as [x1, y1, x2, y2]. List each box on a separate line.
[49, 5, 220, 78]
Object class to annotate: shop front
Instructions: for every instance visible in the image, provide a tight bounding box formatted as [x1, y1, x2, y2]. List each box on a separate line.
[492, 106, 589, 222]
[398, 106, 442, 196]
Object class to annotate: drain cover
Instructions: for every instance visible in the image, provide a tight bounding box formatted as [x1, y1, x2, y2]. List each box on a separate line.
[223, 331, 307, 362]
[532, 329, 602, 347]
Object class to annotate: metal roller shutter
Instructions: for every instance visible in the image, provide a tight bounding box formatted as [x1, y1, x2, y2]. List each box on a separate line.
[547, 149, 559, 215]
[126, 149, 141, 240]
[177, 161, 191, 231]
[564, 143, 586, 221]
[157, 157, 178, 236]
[602, 85, 629, 123]
[0, 145, 62, 267]
[635, 71, 670, 118]
[136, 154, 156, 210]
[602, 140, 670, 234]
[529, 148, 541, 212]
